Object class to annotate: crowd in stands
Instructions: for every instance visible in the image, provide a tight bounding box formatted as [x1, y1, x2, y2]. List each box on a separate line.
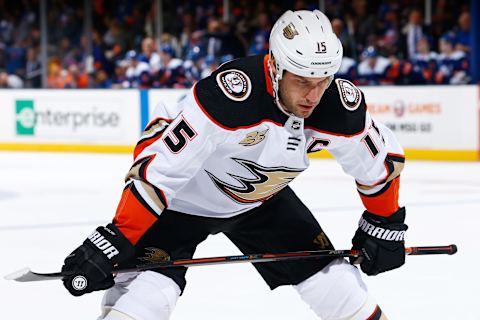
[0, 0, 472, 89]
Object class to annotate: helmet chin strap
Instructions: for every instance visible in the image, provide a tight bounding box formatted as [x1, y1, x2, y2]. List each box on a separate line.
[268, 59, 292, 116]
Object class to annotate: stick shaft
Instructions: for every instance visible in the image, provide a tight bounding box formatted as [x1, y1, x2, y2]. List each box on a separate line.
[122, 244, 457, 272]
[5, 245, 457, 282]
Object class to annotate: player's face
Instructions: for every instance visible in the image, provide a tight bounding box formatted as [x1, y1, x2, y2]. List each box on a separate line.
[278, 71, 330, 118]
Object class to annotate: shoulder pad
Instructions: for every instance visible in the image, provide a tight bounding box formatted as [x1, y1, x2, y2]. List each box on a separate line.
[305, 78, 366, 136]
[194, 55, 287, 129]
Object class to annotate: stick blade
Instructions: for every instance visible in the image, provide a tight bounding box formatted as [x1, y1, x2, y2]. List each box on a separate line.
[4, 268, 64, 282]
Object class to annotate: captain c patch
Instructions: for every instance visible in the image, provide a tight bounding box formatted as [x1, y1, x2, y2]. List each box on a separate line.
[216, 69, 252, 102]
[335, 79, 362, 111]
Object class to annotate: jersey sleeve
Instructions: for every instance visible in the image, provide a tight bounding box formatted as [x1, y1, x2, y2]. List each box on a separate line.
[113, 88, 224, 244]
[327, 111, 405, 217]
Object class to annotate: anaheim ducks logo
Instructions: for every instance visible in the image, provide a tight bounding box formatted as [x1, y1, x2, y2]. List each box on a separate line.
[335, 79, 361, 111]
[205, 158, 303, 204]
[216, 69, 252, 101]
[239, 129, 269, 146]
[283, 22, 299, 39]
[138, 247, 171, 264]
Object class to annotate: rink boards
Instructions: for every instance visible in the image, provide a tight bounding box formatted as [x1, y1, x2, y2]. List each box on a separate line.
[0, 85, 479, 161]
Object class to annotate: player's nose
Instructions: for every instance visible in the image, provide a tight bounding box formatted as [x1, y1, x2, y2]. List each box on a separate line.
[305, 85, 324, 104]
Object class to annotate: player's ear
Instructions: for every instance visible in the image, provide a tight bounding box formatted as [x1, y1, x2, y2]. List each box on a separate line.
[269, 54, 277, 77]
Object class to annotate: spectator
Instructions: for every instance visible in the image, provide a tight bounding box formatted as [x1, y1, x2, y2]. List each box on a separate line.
[140, 37, 161, 73]
[155, 44, 188, 88]
[200, 54, 220, 78]
[5, 45, 26, 78]
[57, 37, 75, 66]
[0, 0, 473, 87]
[103, 18, 128, 50]
[178, 12, 196, 57]
[349, 0, 376, 56]
[91, 29, 109, 73]
[401, 8, 429, 60]
[47, 59, 72, 88]
[183, 45, 207, 84]
[184, 30, 207, 62]
[376, 8, 401, 57]
[357, 46, 391, 85]
[0, 70, 24, 88]
[0, 14, 15, 46]
[93, 69, 112, 88]
[111, 60, 129, 89]
[453, 12, 470, 53]
[408, 37, 438, 84]
[336, 56, 357, 82]
[25, 47, 41, 88]
[435, 33, 469, 84]
[205, 17, 226, 59]
[124, 50, 151, 88]
[66, 64, 89, 88]
[248, 12, 270, 55]
[331, 18, 355, 59]
[231, 2, 256, 54]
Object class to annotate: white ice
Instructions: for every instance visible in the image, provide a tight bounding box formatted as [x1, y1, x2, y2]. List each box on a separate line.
[0, 152, 479, 320]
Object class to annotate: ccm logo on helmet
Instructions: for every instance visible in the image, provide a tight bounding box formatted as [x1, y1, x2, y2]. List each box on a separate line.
[311, 61, 331, 65]
[88, 231, 120, 259]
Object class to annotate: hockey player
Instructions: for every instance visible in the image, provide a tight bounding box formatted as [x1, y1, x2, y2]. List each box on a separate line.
[62, 9, 406, 320]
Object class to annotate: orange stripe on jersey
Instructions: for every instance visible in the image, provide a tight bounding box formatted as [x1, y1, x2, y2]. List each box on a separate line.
[359, 177, 400, 217]
[134, 134, 163, 160]
[263, 54, 273, 97]
[113, 184, 158, 245]
[367, 153, 405, 187]
[367, 305, 382, 320]
[134, 118, 173, 160]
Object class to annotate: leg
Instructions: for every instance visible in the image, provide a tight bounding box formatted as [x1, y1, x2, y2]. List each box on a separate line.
[225, 186, 336, 289]
[225, 187, 386, 319]
[295, 258, 387, 320]
[99, 271, 181, 320]
[99, 209, 222, 320]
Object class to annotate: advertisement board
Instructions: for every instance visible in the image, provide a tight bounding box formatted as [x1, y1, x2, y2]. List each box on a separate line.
[362, 85, 478, 149]
[361, 85, 479, 160]
[0, 86, 478, 160]
[0, 90, 140, 152]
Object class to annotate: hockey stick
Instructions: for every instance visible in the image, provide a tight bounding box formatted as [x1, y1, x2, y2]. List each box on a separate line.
[5, 244, 457, 282]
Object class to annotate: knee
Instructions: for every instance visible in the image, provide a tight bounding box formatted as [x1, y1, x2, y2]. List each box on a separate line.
[294, 259, 377, 320]
[100, 271, 181, 320]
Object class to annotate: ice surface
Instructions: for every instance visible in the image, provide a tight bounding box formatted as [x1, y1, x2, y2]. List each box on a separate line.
[0, 152, 479, 319]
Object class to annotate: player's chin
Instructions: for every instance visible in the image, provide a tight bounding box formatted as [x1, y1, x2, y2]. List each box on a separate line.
[296, 105, 315, 118]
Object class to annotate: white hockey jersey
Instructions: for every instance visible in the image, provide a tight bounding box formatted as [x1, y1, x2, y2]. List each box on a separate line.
[113, 55, 405, 245]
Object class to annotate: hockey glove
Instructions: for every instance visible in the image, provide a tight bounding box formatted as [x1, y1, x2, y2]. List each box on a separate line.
[62, 223, 134, 296]
[350, 207, 408, 276]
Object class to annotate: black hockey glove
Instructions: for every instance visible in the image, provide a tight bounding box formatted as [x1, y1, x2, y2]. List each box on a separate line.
[350, 207, 408, 276]
[62, 223, 134, 296]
